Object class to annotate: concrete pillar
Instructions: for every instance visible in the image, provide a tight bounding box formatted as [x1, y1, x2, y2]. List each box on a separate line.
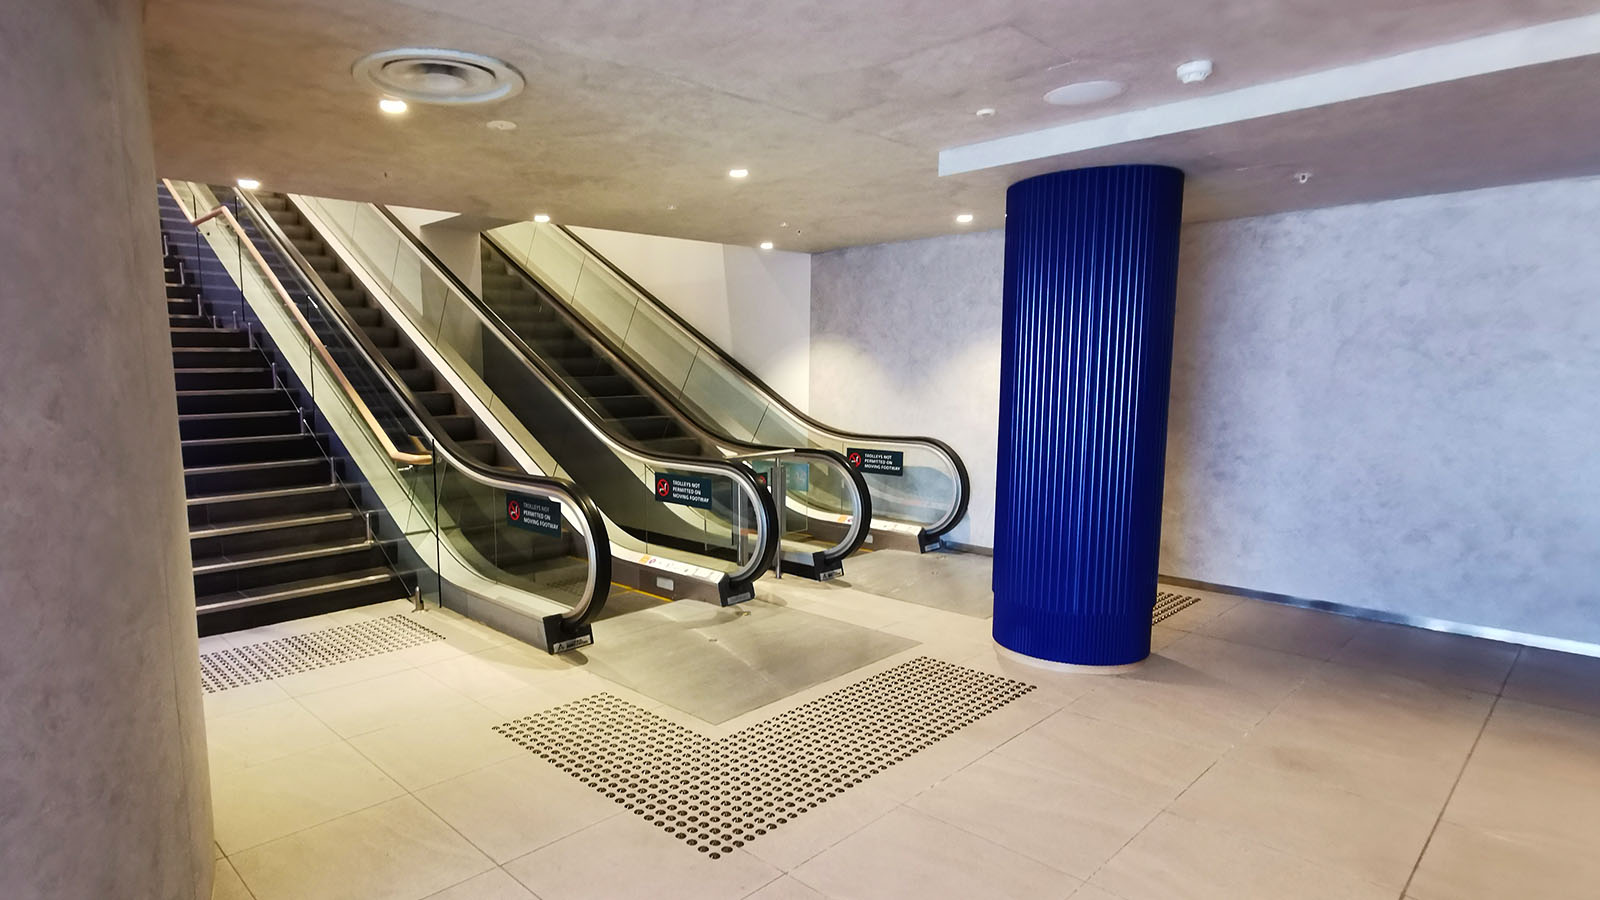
[0, 2, 213, 898]
[993, 165, 1185, 667]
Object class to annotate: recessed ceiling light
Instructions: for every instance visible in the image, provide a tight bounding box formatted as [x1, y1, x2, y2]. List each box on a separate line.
[975, 107, 996, 118]
[1293, 172, 1313, 185]
[533, 213, 551, 223]
[1043, 80, 1125, 106]
[236, 178, 261, 190]
[486, 119, 516, 131]
[666, 204, 677, 211]
[1176, 59, 1214, 84]
[728, 168, 749, 179]
[955, 213, 975, 224]
[759, 241, 774, 250]
[379, 97, 408, 114]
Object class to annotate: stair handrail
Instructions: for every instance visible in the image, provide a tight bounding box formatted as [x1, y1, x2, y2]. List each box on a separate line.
[162, 179, 431, 467]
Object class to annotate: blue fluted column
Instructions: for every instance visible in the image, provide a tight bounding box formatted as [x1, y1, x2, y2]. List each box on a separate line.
[993, 165, 1185, 666]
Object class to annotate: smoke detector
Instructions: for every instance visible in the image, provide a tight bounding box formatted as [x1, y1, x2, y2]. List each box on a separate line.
[353, 49, 524, 105]
[1176, 59, 1214, 84]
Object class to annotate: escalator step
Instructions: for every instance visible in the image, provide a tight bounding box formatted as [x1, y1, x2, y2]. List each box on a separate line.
[432, 414, 479, 441]
[414, 391, 456, 416]
[455, 439, 499, 465]
[572, 374, 634, 397]
[397, 368, 435, 391]
[640, 436, 704, 456]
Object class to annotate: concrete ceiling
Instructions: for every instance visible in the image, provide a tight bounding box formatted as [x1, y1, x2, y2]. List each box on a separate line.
[146, 0, 1600, 252]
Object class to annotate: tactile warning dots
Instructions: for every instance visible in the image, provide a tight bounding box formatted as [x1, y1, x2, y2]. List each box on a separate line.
[494, 656, 1033, 859]
[1152, 590, 1203, 624]
[199, 614, 444, 692]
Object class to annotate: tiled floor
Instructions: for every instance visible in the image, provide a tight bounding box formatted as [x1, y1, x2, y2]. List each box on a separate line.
[202, 555, 1600, 900]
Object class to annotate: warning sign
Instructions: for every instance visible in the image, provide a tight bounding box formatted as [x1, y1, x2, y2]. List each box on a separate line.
[506, 493, 561, 537]
[654, 472, 714, 510]
[846, 447, 904, 476]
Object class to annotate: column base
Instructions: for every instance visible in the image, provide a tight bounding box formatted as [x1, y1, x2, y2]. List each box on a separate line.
[993, 642, 1147, 674]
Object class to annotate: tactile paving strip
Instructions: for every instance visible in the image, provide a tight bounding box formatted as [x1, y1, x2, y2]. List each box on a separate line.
[495, 656, 1033, 859]
[199, 614, 444, 692]
[1152, 590, 1203, 624]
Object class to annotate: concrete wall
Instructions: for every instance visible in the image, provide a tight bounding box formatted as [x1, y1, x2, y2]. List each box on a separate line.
[810, 177, 1600, 645]
[0, 2, 214, 897]
[570, 227, 813, 408]
[811, 231, 1004, 549]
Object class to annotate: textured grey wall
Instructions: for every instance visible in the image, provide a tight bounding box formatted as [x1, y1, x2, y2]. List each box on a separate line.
[811, 230, 1004, 548]
[812, 177, 1600, 644]
[1167, 177, 1600, 643]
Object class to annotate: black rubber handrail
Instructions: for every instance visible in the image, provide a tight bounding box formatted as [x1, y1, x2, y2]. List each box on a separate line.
[224, 186, 614, 638]
[552, 225, 971, 542]
[358, 204, 783, 587]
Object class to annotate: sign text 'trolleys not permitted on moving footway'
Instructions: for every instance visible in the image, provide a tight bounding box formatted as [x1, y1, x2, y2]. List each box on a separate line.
[506, 493, 562, 537]
[654, 472, 715, 510]
[846, 447, 904, 476]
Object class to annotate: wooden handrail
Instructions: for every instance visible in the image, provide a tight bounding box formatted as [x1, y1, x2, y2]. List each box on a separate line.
[163, 180, 433, 466]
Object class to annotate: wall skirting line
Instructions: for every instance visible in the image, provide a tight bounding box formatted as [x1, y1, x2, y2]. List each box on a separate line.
[1160, 574, 1600, 659]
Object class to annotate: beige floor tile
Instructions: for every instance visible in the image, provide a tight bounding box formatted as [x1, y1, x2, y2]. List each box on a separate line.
[908, 753, 1163, 879]
[203, 678, 292, 718]
[422, 868, 537, 899]
[212, 741, 406, 854]
[270, 650, 422, 698]
[956, 646, 1103, 709]
[1500, 647, 1600, 718]
[745, 875, 829, 899]
[1169, 756, 1436, 889]
[1469, 698, 1600, 790]
[1065, 674, 1272, 752]
[212, 858, 254, 900]
[995, 709, 1220, 805]
[1227, 708, 1464, 812]
[1195, 600, 1366, 660]
[1442, 752, 1600, 851]
[1158, 632, 1319, 703]
[348, 702, 526, 791]
[505, 812, 780, 900]
[1271, 665, 1493, 765]
[206, 698, 343, 770]
[1407, 821, 1600, 900]
[857, 730, 992, 801]
[420, 643, 578, 699]
[1089, 812, 1393, 900]
[1329, 622, 1519, 694]
[1067, 886, 1128, 900]
[1148, 624, 1185, 652]
[231, 796, 492, 900]
[743, 783, 899, 871]
[415, 753, 620, 863]
[296, 668, 477, 738]
[792, 807, 1078, 900]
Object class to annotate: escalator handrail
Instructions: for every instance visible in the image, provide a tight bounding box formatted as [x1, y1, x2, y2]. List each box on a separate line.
[549, 224, 971, 540]
[473, 231, 872, 567]
[301, 197, 782, 585]
[169, 179, 612, 628]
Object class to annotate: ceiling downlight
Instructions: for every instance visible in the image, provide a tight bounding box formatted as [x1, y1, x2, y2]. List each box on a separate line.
[353, 48, 524, 105]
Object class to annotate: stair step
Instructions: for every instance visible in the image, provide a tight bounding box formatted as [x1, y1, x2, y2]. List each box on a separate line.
[195, 568, 399, 616]
[184, 457, 332, 495]
[172, 347, 264, 369]
[169, 328, 248, 348]
[176, 388, 296, 415]
[181, 432, 322, 467]
[169, 314, 211, 328]
[187, 483, 348, 528]
[173, 368, 274, 391]
[178, 410, 302, 440]
[194, 540, 388, 596]
[167, 299, 199, 315]
[188, 509, 358, 540]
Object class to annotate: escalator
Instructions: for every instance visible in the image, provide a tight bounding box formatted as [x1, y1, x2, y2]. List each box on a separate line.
[162, 181, 611, 651]
[255, 192, 783, 606]
[480, 222, 970, 553]
[471, 241, 870, 580]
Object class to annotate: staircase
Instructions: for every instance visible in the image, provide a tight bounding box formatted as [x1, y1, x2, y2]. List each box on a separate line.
[159, 193, 411, 635]
[478, 246, 706, 457]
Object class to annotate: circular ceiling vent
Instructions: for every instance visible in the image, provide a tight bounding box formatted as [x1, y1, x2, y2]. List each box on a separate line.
[353, 48, 524, 105]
